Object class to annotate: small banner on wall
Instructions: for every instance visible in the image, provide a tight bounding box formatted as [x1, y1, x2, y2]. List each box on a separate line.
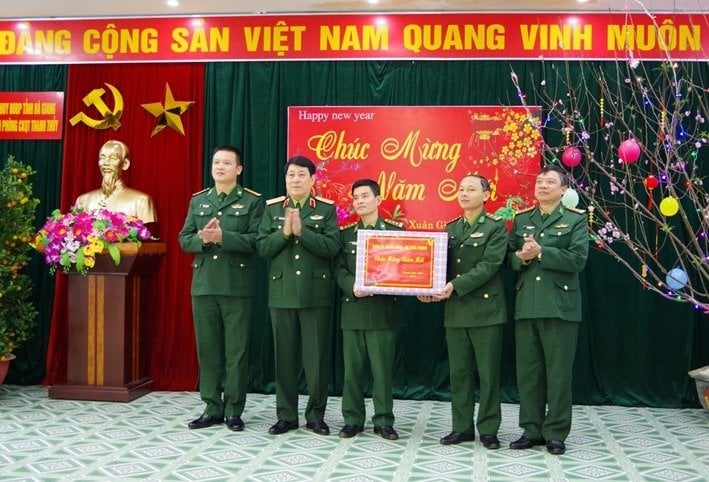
[288, 105, 542, 230]
[0, 92, 64, 139]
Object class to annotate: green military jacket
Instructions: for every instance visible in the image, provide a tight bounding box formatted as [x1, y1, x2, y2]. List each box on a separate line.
[257, 195, 340, 309]
[444, 211, 508, 328]
[178, 185, 264, 297]
[508, 203, 589, 322]
[334, 217, 404, 330]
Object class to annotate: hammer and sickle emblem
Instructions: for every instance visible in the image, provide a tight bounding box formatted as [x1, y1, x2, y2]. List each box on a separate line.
[69, 83, 124, 130]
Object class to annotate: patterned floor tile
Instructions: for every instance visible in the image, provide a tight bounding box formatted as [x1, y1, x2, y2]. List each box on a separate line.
[1, 385, 708, 481]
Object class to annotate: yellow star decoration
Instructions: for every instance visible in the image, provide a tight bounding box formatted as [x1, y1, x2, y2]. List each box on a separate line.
[141, 83, 195, 137]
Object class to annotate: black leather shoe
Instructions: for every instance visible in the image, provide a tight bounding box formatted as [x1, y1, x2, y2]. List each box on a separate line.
[225, 415, 244, 432]
[339, 424, 364, 438]
[269, 419, 299, 435]
[374, 425, 399, 440]
[510, 435, 546, 449]
[439, 431, 474, 445]
[546, 440, 566, 455]
[305, 420, 330, 435]
[188, 414, 223, 429]
[480, 434, 501, 449]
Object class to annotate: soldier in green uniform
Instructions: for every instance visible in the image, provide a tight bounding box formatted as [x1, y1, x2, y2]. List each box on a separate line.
[257, 156, 340, 436]
[178, 146, 264, 431]
[334, 179, 404, 441]
[419, 175, 508, 449]
[508, 164, 588, 455]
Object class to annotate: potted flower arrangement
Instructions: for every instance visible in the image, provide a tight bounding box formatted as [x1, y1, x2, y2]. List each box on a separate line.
[0, 156, 39, 382]
[31, 208, 152, 275]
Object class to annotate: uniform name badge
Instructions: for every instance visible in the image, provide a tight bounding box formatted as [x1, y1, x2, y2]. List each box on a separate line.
[354, 230, 448, 295]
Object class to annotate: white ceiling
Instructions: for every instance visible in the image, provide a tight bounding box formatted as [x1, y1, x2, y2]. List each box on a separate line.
[1, 0, 706, 19]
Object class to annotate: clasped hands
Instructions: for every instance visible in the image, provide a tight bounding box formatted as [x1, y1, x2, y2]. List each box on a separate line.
[282, 207, 302, 238]
[417, 282, 455, 303]
[199, 217, 223, 245]
[516, 234, 542, 261]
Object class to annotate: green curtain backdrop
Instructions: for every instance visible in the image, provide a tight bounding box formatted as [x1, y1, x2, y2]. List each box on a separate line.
[204, 60, 708, 408]
[0, 64, 66, 384]
[1, 60, 706, 408]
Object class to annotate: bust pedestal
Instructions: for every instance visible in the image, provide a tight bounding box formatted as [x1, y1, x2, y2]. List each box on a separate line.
[48, 242, 166, 402]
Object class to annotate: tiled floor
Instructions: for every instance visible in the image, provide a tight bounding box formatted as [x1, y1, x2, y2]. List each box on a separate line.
[0, 385, 708, 481]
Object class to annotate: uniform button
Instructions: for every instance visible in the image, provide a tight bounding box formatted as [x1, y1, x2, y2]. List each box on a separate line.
[564, 285, 569, 290]
[315, 224, 319, 229]
[217, 211, 222, 216]
[456, 258, 461, 263]
[199, 211, 204, 215]
[272, 276, 277, 280]
[213, 255, 218, 260]
[239, 263, 245, 267]
[351, 250, 355, 254]
[295, 240, 299, 244]
[540, 233, 545, 237]
[294, 255, 300, 259]
[277, 225, 282, 229]
[557, 232, 562, 236]
[535, 276, 541, 281]
[345, 297, 350, 302]
[473, 243, 478, 247]
[322, 275, 327, 278]
[296, 270, 301, 275]
[456, 274, 461, 278]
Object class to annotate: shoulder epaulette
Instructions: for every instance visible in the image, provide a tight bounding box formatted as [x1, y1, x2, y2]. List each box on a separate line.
[383, 218, 404, 228]
[446, 215, 463, 225]
[485, 213, 503, 221]
[267, 195, 286, 206]
[315, 196, 335, 205]
[192, 188, 209, 197]
[340, 221, 358, 231]
[515, 206, 535, 215]
[566, 206, 586, 214]
[243, 187, 262, 197]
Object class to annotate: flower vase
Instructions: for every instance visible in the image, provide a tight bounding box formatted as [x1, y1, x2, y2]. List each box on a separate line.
[0, 353, 16, 384]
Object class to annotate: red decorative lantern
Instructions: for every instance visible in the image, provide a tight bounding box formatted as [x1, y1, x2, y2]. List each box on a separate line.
[561, 146, 582, 167]
[645, 175, 659, 189]
[618, 138, 641, 163]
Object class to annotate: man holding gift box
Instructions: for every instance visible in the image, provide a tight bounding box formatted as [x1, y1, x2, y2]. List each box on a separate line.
[334, 178, 404, 441]
[420, 174, 508, 449]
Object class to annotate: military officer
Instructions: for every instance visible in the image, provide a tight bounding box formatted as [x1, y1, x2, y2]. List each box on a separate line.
[334, 179, 404, 441]
[508, 164, 588, 455]
[420, 174, 508, 449]
[257, 155, 340, 436]
[178, 145, 264, 431]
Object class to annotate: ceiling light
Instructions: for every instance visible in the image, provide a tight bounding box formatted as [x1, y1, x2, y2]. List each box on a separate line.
[166, 0, 179, 7]
[367, 0, 380, 4]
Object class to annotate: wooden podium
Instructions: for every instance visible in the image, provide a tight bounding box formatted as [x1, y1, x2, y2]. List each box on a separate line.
[49, 242, 166, 402]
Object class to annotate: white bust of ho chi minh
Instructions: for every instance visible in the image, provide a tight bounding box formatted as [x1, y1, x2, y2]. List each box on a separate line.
[74, 139, 157, 224]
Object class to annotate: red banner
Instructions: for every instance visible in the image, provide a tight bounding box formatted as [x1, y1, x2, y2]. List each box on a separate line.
[0, 92, 64, 139]
[0, 12, 706, 63]
[288, 106, 541, 230]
